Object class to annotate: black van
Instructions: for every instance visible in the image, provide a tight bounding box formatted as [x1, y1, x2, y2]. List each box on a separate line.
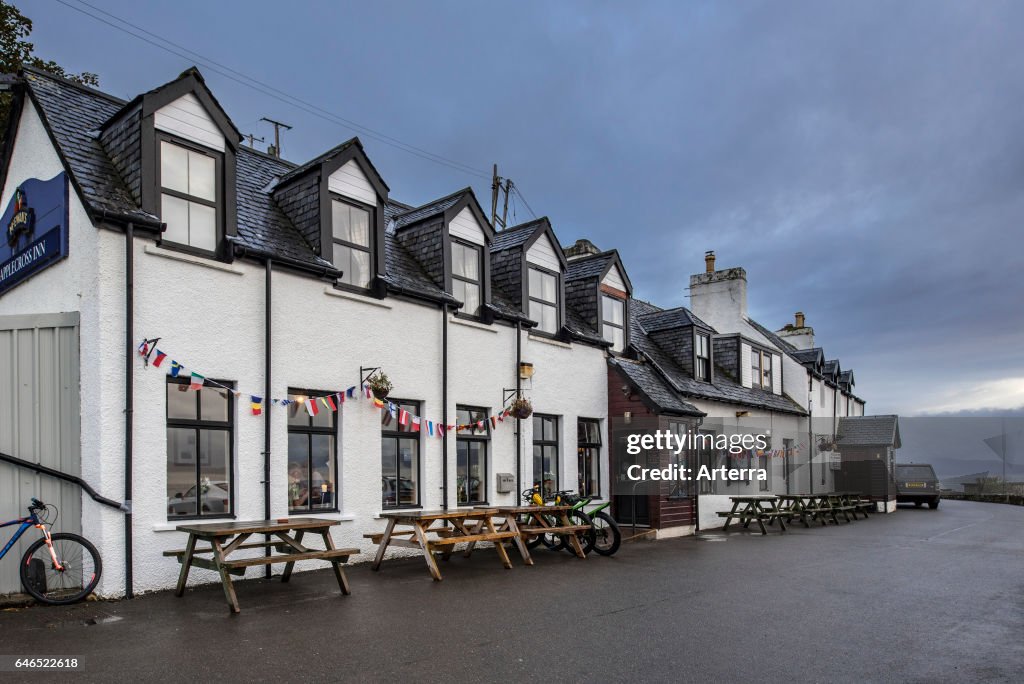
[896, 464, 940, 509]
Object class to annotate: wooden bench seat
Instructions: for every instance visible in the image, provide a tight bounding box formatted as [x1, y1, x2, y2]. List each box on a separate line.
[163, 541, 288, 557]
[363, 530, 415, 544]
[427, 531, 520, 546]
[518, 524, 590, 536]
[220, 547, 359, 569]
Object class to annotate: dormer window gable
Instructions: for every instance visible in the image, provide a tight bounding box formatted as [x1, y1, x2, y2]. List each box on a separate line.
[598, 254, 632, 353]
[445, 193, 494, 319]
[521, 219, 567, 336]
[130, 68, 241, 260]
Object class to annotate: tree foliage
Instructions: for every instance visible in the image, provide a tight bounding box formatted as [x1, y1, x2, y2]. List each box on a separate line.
[1, 1, 99, 133]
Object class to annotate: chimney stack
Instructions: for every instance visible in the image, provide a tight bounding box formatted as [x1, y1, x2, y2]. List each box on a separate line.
[795, 311, 805, 328]
[705, 250, 716, 273]
[563, 238, 601, 261]
[776, 310, 815, 350]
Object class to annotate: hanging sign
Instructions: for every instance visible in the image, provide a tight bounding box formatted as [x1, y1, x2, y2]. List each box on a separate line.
[0, 172, 70, 297]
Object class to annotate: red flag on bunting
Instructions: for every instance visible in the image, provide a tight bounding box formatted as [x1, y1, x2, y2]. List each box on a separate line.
[398, 409, 409, 426]
[306, 398, 319, 417]
[490, 416, 498, 429]
[411, 416, 421, 432]
[153, 350, 167, 368]
[323, 395, 337, 411]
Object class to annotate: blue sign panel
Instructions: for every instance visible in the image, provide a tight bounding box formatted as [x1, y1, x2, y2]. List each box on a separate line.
[0, 172, 69, 296]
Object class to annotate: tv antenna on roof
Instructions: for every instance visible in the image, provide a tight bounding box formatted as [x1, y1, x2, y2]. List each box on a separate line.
[260, 117, 292, 157]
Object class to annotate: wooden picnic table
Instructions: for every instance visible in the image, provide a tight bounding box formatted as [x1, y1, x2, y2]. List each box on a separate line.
[167, 518, 358, 614]
[718, 495, 787, 534]
[365, 509, 520, 581]
[478, 505, 591, 561]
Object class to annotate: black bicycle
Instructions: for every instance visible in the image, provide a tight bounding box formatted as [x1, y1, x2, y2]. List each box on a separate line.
[0, 498, 102, 604]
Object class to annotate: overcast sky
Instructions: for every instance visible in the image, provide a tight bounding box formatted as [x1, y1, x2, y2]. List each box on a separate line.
[22, 0, 1024, 416]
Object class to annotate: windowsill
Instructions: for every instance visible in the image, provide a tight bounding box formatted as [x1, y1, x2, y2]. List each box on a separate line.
[528, 333, 571, 349]
[325, 286, 393, 309]
[144, 244, 244, 275]
[450, 315, 497, 333]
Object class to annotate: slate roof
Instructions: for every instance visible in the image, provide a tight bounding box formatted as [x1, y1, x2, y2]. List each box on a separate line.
[624, 298, 807, 416]
[278, 139, 356, 184]
[790, 348, 824, 365]
[747, 318, 798, 353]
[837, 415, 901, 448]
[824, 359, 840, 376]
[638, 306, 713, 332]
[23, 68, 158, 226]
[491, 219, 542, 251]
[610, 357, 704, 417]
[839, 370, 854, 385]
[565, 251, 613, 280]
[392, 188, 469, 229]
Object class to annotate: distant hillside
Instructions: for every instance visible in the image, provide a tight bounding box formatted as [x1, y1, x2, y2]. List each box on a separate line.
[896, 416, 1024, 479]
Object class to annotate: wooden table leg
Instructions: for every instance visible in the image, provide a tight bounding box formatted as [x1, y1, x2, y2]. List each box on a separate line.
[562, 511, 586, 559]
[281, 530, 305, 583]
[507, 515, 533, 566]
[723, 502, 740, 531]
[320, 530, 351, 595]
[372, 518, 396, 571]
[483, 516, 513, 569]
[174, 533, 198, 597]
[412, 522, 443, 581]
[211, 537, 240, 614]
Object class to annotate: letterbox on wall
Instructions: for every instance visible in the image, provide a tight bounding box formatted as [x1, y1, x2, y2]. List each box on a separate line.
[496, 473, 515, 493]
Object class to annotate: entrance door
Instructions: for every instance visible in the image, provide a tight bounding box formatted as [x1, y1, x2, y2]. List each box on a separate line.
[0, 313, 81, 596]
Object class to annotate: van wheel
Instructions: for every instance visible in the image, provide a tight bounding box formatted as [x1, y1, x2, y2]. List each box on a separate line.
[928, 499, 939, 510]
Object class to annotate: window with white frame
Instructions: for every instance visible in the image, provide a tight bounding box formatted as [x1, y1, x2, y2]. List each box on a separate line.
[528, 267, 559, 334]
[452, 241, 482, 317]
[332, 198, 372, 289]
[752, 349, 772, 389]
[602, 295, 625, 352]
[159, 139, 220, 253]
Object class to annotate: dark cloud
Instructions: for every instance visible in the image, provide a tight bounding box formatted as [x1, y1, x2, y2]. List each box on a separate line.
[27, 0, 1024, 414]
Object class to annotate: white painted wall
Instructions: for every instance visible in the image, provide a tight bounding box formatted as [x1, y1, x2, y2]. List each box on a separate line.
[154, 93, 225, 152]
[449, 206, 485, 246]
[525, 232, 560, 272]
[328, 159, 376, 207]
[601, 264, 626, 292]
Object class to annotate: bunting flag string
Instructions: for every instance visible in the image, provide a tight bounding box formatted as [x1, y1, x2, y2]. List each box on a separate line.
[137, 338, 529, 438]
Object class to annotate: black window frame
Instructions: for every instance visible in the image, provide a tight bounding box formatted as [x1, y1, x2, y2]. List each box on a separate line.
[577, 418, 602, 499]
[286, 389, 340, 514]
[330, 194, 376, 293]
[601, 294, 626, 353]
[165, 376, 235, 520]
[527, 265, 561, 337]
[451, 238, 484, 319]
[380, 398, 422, 510]
[456, 405, 490, 505]
[695, 332, 711, 381]
[156, 134, 224, 260]
[533, 414, 560, 496]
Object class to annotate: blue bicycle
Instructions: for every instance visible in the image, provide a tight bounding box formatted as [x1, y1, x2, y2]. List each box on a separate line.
[1, 498, 101, 604]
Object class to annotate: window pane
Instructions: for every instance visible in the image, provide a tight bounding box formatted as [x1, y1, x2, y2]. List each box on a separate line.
[458, 281, 480, 317]
[452, 243, 479, 280]
[529, 269, 556, 304]
[161, 194, 190, 245]
[160, 141, 189, 195]
[288, 435, 310, 510]
[605, 326, 624, 352]
[188, 150, 216, 202]
[456, 441, 486, 503]
[167, 381, 196, 420]
[199, 430, 230, 515]
[199, 385, 229, 422]
[287, 396, 310, 427]
[602, 296, 624, 326]
[398, 437, 418, 505]
[310, 434, 335, 509]
[530, 301, 557, 334]
[189, 202, 217, 252]
[382, 438, 398, 507]
[338, 245, 371, 289]
[167, 427, 196, 517]
[332, 200, 370, 246]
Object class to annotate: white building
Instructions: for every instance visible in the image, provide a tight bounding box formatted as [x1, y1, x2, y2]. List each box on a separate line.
[0, 67, 611, 597]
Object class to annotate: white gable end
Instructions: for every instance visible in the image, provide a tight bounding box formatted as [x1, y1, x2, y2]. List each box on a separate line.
[526, 232, 560, 272]
[449, 206, 485, 246]
[154, 93, 225, 152]
[328, 159, 377, 207]
[602, 264, 626, 292]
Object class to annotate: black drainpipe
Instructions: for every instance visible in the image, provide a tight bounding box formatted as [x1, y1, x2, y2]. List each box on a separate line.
[514, 321, 522, 497]
[441, 305, 449, 509]
[263, 259, 273, 576]
[808, 375, 815, 495]
[124, 222, 134, 599]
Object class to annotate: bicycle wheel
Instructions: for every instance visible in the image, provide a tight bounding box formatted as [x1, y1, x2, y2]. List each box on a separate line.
[591, 511, 621, 556]
[538, 514, 567, 551]
[20, 533, 102, 605]
[567, 509, 596, 555]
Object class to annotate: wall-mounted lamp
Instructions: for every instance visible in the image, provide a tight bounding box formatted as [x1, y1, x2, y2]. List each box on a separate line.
[624, 411, 632, 424]
[621, 384, 631, 398]
[735, 410, 750, 417]
[519, 362, 534, 380]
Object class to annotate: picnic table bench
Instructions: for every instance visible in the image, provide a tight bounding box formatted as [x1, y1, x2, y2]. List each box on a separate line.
[476, 504, 591, 561]
[366, 509, 519, 581]
[718, 495, 788, 534]
[167, 518, 358, 614]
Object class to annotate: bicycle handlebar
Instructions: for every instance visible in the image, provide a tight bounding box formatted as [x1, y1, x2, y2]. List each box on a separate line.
[28, 497, 44, 511]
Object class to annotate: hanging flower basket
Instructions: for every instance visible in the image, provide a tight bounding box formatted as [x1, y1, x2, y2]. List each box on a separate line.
[509, 396, 533, 420]
[368, 372, 392, 400]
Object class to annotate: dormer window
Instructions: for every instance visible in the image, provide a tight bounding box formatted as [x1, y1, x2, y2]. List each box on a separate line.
[695, 333, 711, 381]
[452, 240, 482, 316]
[159, 139, 221, 253]
[601, 295, 625, 352]
[332, 198, 372, 289]
[528, 267, 559, 334]
[752, 350, 772, 389]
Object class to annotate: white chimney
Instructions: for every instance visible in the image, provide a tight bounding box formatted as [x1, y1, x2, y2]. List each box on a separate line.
[689, 251, 747, 331]
[776, 311, 815, 350]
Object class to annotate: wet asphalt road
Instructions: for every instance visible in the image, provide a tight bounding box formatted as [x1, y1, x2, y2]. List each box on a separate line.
[1, 499, 1022, 683]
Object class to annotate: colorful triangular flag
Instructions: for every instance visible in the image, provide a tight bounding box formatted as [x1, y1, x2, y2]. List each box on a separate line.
[153, 350, 167, 368]
[250, 396, 262, 416]
[306, 397, 319, 417]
